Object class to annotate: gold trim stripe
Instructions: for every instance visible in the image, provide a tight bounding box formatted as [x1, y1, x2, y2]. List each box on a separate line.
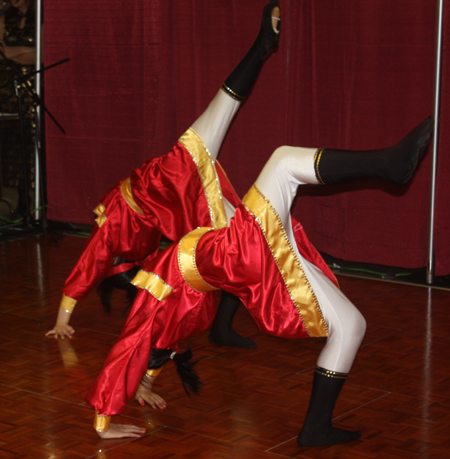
[121, 177, 144, 215]
[243, 185, 328, 338]
[178, 128, 228, 229]
[221, 83, 246, 101]
[215, 160, 240, 205]
[132, 270, 173, 301]
[315, 366, 348, 379]
[313, 148, 326, 185]
[178, 227, 219, 293]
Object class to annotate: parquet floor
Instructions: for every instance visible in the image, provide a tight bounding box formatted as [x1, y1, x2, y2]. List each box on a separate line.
[0, 234, 449, 458]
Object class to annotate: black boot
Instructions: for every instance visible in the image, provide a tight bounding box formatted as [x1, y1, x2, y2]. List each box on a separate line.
[209, 291, 257, 348]
[297, 367, 361, 447]
[221, 0, 281, 101]
[314, 116, 434, 185]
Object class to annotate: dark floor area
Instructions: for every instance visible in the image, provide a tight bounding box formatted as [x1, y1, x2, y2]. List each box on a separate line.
[1, 233, 449, 458]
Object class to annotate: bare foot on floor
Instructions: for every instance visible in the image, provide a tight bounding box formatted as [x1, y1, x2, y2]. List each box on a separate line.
[97, 423, 145, 439]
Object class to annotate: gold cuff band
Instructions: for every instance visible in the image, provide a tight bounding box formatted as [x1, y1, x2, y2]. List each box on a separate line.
[93, 203, 107, 228]
[315, 366, 348, 379]
[146, 367, 163, 378]
[94, 412, 111, 432]
[60, 294, 76, 313]
[313, 148, 326, 185]
[221, 83, 245, 101]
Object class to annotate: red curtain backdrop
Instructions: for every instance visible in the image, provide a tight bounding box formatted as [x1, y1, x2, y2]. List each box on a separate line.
[44, 1, 450, 275]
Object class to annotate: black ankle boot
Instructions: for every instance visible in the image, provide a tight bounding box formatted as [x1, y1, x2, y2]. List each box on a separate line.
[314, 116, 434, 185]
[209, 291, 257, 348]
[297, 367, 361, 447]
[221, 0, 281, 101]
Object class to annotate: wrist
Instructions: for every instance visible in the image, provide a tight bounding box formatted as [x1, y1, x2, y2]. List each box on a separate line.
[60, 294, 77, 313]
[146, 367, 163, 378]
[94, 412, 111, 432]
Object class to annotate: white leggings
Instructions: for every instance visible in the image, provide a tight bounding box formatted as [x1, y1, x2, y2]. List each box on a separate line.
[256, 146, 366, 374]
[190, 93, 366, 374]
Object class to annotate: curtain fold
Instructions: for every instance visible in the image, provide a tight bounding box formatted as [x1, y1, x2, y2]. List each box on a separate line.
[44, 0, 450, 275]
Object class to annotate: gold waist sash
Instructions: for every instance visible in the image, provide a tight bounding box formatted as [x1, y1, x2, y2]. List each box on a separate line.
[178, 227, 218, 293]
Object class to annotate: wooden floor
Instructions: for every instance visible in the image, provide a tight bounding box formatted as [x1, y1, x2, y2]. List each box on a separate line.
[0, 233, 449, 459]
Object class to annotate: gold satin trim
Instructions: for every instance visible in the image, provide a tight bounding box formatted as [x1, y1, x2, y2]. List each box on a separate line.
[94, 412, 111, 432]
[243, 185, 328, 338]
[216, 161, 240, 203]
[314, 148, 326, 185]
[132, 270, 173, 301]
[146, 367, 163, 378]
[93, 204, 107, 228]
[221, 83, 246, 101]
[178, 227, 218, 293]
[60, 294, 76, 313]
[178, 128, 228, 229]
[121, 177, 144, 215]
[315, 366, 348, 379]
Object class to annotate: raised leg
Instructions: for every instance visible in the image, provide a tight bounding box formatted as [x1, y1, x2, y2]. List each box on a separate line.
[315, 116, 434, 185]
[191, 0, 281, 160]
[256, 116, 433, 229]
[196, 1, 281, 348]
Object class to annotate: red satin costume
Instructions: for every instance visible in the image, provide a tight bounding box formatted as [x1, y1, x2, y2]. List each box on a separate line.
[63, 128, 240, 301]
[86, 184, 337, 416]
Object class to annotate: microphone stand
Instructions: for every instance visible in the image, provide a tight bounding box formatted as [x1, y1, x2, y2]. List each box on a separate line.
[0, 48, 69, 239]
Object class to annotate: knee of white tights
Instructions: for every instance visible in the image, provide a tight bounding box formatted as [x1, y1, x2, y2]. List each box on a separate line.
[256, 146, 291, 188]
[260, 146, 296, 182]
[271, 145, 291, 163]
[269, 145, 318, 185]
[343, 309, 367, 345]
[259, 145, 311, 178]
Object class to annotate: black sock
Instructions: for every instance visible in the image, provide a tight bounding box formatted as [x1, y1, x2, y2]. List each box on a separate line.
[209, 291, 257, 348]
[315, 116, 433, 185]
[297, 367, 361, 447]
[222, 0, 280, 101]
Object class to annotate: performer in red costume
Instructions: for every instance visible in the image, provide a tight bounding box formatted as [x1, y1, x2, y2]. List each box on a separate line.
[46, 1, 282, 359]
[86, 115, 433, 445]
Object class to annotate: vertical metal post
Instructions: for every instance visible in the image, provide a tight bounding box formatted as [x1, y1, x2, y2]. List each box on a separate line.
[427, 0, 444, 284]
[34, 0, 42, 221]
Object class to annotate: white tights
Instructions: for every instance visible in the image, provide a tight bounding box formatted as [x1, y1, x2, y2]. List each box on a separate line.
[256, 146, 366, 374]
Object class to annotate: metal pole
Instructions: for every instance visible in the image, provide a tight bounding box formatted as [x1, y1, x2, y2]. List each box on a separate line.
[34, 0, 42, 221]
[426, 0, 444, 284]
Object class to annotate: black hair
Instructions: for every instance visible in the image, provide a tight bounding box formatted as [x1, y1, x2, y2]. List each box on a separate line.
[96, 258, 141, 314]
[148, 347, 203, 396]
